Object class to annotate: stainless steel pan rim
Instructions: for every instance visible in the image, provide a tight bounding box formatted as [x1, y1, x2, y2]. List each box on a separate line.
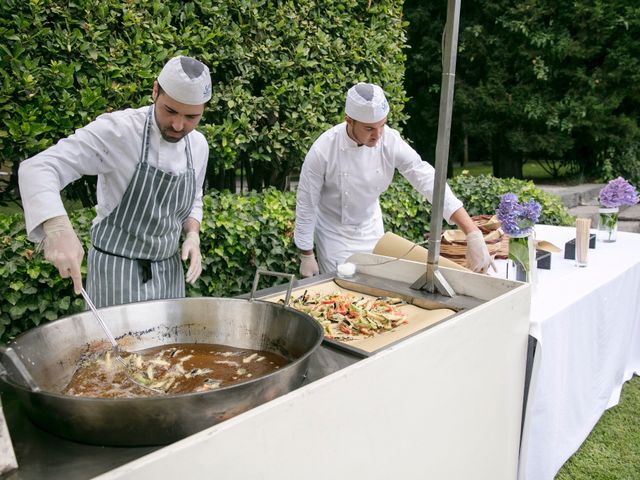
[0, 293, 324, 446]
[2, 302, 322, 401]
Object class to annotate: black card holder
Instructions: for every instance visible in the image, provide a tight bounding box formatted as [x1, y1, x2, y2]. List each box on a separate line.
[564, 234, 596, 260]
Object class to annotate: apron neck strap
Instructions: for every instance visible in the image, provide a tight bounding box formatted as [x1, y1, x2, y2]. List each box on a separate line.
[140, 106, 153, 164]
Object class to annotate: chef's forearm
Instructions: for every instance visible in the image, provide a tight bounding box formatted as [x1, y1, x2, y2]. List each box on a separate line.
[19, 116, 122, 242]
[293, 207, 316, 253]
[450, 207, 480, 235]
[183, 217, 200, 235]
[294, 225, 314, 253]
[19, 161, 69, 242]
[397, 154, 463, 225]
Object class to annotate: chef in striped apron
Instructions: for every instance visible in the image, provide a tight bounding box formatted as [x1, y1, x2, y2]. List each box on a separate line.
[19, 56, 211, 308]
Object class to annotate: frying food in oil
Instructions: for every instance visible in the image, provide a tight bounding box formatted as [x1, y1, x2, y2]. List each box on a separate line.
[63, 343, 289, 398]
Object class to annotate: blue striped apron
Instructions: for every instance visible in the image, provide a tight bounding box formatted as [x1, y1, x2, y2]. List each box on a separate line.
[86, 106, 197, 308]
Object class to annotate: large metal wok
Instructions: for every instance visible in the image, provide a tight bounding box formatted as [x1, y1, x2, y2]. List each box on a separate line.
[0, 272, 323, 446]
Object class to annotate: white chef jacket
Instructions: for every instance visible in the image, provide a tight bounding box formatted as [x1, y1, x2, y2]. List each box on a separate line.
[294, 122, 463, 272]
[19, 105, 208, 242]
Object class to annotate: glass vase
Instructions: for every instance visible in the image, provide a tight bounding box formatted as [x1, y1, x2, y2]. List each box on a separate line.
[507, 232, 536, 283]
[597, 207, 619, 243]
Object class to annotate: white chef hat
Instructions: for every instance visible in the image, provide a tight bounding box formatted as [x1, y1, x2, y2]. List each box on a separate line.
[157, 56, 212, 105]
[345, 82, 389, 123]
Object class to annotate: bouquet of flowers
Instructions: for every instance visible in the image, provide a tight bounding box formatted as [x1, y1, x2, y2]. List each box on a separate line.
[496, 193, 542, 237]
[598, 177, 638, 242]
[599, 177, 639, 208]
[496, 193, 542, 278]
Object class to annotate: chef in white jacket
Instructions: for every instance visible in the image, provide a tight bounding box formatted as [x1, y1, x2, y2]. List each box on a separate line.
[19, 56, 211, 308]
[294, 82, 491, 276]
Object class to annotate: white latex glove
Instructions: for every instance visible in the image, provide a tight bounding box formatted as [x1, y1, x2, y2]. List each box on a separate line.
[42, 215, 84, 294]
[299, 252, 320, 278]
[181, 231, 202, 284]
[465, 230, 495, 274]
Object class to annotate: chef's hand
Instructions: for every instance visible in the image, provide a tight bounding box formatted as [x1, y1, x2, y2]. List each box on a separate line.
[181, 231, 202, 284]
[465, 230, 495, 273]
[42, 215, 84, 294]
[299, 252, 319, 278]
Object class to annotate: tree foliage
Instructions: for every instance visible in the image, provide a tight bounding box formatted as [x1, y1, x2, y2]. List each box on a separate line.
[404, 1, 640, 183]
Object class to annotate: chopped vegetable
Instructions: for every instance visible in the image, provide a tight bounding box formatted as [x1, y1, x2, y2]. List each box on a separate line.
[243, 353, 258, 364]
[290, 292, 408, 339]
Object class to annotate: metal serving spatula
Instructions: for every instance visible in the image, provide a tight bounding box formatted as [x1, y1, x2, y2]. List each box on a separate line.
[80, 287, 164, 395]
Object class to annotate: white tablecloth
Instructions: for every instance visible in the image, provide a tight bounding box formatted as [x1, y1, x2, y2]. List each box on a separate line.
[495, 225, 640, 480]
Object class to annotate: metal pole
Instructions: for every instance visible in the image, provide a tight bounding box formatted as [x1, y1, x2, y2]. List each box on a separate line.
[411, 0, 461, 296]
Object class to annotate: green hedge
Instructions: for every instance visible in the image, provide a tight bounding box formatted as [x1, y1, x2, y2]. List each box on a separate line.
[0, 0, 407, 198]
[0, 175, 572, 342]
[448, 173, 574, 227]
[380, 173, 574, 241]
[0, 210, 90, 341]
[195, 188, 299, 298]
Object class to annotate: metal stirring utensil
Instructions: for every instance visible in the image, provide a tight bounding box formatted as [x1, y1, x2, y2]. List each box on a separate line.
[80, 287, 164, 395]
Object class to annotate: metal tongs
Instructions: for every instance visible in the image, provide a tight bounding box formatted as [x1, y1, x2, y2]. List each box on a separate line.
[80, 288, 164, 395]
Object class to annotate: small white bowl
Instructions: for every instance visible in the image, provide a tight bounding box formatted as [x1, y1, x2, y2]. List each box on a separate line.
[337, 262, 356, 278]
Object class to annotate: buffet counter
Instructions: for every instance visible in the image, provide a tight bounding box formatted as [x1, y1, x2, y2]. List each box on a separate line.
[2, 254, 530, 480]
[4, 225, 636, 479]
[511, 225, 640, 480]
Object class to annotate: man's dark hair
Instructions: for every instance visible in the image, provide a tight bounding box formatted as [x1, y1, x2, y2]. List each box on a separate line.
[156, 82, 210, 105]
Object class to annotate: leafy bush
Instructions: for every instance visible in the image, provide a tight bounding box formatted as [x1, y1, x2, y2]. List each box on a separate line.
[0, 175, 572, 342]
[448, 173, 575, 227]
[192, 188, 299, 298]
[0, 211, 91, 341]
[380, 175, 432, 241]
[600, 144, 640, 186]
[380, 173, 573, 244]
[0, 0, 407, 201]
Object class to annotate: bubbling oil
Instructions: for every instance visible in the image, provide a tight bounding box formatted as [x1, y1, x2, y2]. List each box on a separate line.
[62, 343, 289, 398]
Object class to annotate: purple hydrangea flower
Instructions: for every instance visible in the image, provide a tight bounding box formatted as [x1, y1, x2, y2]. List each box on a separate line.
[520, 199, 542, 225]
[599, 177, 639, 208]
[496, 193, 542, 236]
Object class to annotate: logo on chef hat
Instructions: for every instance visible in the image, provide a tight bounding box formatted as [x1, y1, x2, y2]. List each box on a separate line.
[158, 56, 212, 105]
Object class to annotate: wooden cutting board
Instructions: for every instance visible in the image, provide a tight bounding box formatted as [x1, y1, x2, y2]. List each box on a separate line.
[263, 279, 456, 354]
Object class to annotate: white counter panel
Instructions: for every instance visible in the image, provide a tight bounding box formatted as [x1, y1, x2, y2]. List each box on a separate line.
[98, 274, 530, 480]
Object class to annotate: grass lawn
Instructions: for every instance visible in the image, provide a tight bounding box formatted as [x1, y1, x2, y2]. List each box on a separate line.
[555, 374, 640, 479]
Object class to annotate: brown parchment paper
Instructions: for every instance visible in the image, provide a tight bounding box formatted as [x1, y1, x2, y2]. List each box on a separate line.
[263, 280, 455, 353]
[373, 232, 468, 271]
